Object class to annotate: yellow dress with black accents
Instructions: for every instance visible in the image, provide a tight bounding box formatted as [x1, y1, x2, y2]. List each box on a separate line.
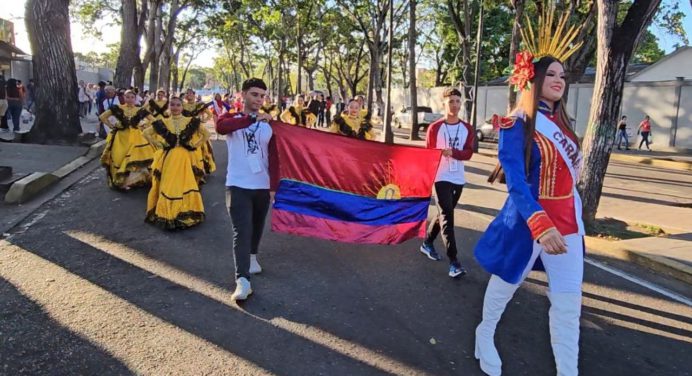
[280, 105, 316, 127]
[260, 104, 280, 120]
[145, 99, 169, 120]
[99, 104, 155, 189]
[182, 101, 216, 178]
[145, 115, 206, 230]
[331, 112, 375, 140]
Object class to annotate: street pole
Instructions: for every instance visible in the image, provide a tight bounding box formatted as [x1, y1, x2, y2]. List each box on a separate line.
[383, 0, 395, 144]
[470, 0, 484, 152]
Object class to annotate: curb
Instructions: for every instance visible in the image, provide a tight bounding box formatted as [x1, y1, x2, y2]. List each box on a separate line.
[585, 236, 692, 285]
[477, 143, 692, 172]
[609, 153, 692, 172]
[3, 140, 106, 204]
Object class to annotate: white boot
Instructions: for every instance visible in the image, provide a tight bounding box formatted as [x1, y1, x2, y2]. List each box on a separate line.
[548, 292, 582, 376]
[249, 254, 262, 274]
[231, 277, 252, 301]
[475, 275, 520, 376]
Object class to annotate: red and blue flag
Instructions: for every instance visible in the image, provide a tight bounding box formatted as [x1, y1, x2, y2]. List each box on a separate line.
[270, 123, 441, 244]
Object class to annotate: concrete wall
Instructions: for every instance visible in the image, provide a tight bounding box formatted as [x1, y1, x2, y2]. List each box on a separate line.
[389, 79, 692, 150]
[9, 59, 32, 83]
[5, 58, 113, 86]
[630, 47, 692, 82]
[76, 68, 113, 84]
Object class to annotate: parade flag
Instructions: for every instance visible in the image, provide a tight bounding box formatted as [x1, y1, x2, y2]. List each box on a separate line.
[270, 123, 441, 245]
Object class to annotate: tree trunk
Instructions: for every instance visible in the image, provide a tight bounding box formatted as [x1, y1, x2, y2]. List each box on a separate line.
[159, 43, 173, 93]
[408, 0, 420, 140]
[25, 0, 82, 144]
[179, 55, 193, 91]
[296, 26, 302, 94]
[171, 49, 180, 94]
[507, 0, 524, 112]
[133, 57, 145, 89]
[113, 0, 140, 88]
[148, 2, 163, 91]
[578, 0, 661, 228]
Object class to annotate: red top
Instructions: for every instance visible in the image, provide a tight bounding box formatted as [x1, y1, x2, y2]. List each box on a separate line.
[425, 118, 475, 161]
[640, 119, 651, 132]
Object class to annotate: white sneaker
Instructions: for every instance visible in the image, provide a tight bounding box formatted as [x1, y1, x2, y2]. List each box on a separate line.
[231, 277, 252, 301]
[249, 255, 262, 274]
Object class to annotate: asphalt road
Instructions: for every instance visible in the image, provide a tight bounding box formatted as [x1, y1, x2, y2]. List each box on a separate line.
[1, 140, 690, 375]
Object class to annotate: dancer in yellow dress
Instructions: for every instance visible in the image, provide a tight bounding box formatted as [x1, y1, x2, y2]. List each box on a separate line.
[331, 99, 375, 140]
[143, 96, 209, 230]
[99, 90, 155, 190]
[182, 88, 216, 181]
[145, 89, 170, 120]
[280, 95, 316, 127]
[260, 96, 280, 120]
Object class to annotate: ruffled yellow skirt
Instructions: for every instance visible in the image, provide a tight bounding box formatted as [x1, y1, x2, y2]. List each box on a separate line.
[146, 147, 205, 230]
[191, 140, 216, 184]
[100, 128, 154, 189]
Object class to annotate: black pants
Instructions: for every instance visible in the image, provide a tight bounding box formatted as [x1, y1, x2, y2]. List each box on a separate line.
[226, 186, 271, 280]
[317, 110, 325, 127]
[639, 131, 651, 149]
[425, 181, 464, 263]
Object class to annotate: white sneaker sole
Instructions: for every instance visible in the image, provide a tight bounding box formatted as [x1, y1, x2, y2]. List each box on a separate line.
[232, 289, 253, 301]
[419, 246, 439, 261]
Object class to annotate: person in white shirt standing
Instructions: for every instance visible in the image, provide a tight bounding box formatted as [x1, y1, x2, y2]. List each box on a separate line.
[419, 88, 475, 278]
[216, 78, 274, 301]
[78, 80, 91, 118]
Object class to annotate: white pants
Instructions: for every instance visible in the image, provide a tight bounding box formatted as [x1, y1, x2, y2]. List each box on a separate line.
[518, 233, 584, 293]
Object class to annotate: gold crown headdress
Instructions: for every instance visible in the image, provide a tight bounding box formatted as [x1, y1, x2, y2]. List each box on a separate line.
[509, 6, 584, 92]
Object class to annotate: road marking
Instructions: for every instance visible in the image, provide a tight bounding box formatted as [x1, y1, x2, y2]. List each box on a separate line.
[585, 257, 692, 307]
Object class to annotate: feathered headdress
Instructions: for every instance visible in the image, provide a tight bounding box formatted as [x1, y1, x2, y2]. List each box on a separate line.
[508, 6, 584, 92]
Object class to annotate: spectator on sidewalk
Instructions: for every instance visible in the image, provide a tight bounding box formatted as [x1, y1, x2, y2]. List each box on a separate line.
[78, 80, 91, 118]
[26, 79, 36, 113]
[0, 75, 7, 131]
[216, 78, 275, 301]
[5, 79, 24, 132]
[100, 86, 120, 136]
[419, 87, 475, 278]
[616, 115, 630, 150]
[325, 95, 333, 125]
[637, 115, 652, 151]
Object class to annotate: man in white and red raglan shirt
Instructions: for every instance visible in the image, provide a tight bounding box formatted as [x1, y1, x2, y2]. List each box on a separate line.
[419, 88, 475, 278]
[216, 78, 274, 301]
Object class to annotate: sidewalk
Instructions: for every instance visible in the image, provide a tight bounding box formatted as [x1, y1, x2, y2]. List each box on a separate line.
[610, 149, 692, 172]
[0, 115, 105, 204]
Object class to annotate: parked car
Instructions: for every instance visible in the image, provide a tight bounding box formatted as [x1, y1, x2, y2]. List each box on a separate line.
[477, 117, 500, 143]
[393, 106, 444, 131]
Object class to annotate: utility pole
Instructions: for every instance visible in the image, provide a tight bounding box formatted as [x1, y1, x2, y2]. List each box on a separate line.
[470, 0, 484, 152]
[383, 0, 395, 144]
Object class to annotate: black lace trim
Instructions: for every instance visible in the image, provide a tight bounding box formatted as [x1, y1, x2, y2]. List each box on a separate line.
[182, 102, 210, 118]
[333, 113, 357, 137]
[148, 99, 169, 118]
[288, 106, 310, 125]
[145, 209, 205, 230]
[110, 105, 151, 129]
[151, 117, 201, 151]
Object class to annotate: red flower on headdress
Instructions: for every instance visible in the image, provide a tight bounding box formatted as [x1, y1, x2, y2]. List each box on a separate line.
[509, 51, 535, 92]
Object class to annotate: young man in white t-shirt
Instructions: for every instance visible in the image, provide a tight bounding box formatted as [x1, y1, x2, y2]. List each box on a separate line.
[216, 78, 274, 301]
[420, 88, 475, 278]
